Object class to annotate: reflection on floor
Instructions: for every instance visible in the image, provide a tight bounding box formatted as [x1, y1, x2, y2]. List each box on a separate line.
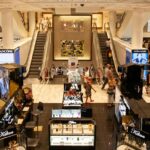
[24, 78, 150, 104]
[32, 103, 117, 150]
[24, 78, 109, 104]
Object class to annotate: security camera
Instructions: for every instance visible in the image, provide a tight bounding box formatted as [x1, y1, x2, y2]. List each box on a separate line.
[80, 4, 84, 7]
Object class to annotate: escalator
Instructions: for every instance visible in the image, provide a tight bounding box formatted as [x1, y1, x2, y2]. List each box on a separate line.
[28, 32, 47, 78]
[98, 32, 118, 78]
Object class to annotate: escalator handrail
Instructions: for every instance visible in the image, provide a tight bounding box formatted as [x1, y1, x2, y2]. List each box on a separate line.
[23, 30, 38, 77]
[93, 31, 104, 71]
[41, 30, 51, 74]
[107, 30, 120, 75]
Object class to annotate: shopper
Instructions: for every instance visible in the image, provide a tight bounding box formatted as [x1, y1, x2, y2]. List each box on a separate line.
[105, 38, 110, 50]
[101, 64, 113, 90]
[89, 64, 96, 82]
[41, 67, 49, 83]
[107, 49, 112, 64]
[84, 77, 96, 103]
[50, 64, 56, 80]
[107, 76, 116, 107]
[83, 67, 90, 82]
[96, 67, 103, 85]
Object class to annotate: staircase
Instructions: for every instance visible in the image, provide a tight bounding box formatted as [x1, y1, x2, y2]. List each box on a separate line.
[28, 32, 47, 78]
[98, 32, 118, 78]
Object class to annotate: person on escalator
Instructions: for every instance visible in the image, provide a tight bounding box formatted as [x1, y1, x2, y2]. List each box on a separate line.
[107, 49, 112, 65]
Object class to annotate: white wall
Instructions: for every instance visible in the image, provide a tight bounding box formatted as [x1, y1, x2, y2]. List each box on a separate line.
[0, 11, 28, 38]
[117, 11, 133, 38]
[14, 38, 32, 65]
[117, 11, 150, 38]
[113, 37, 132, 65]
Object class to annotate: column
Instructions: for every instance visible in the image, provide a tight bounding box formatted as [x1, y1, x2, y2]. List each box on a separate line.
[24, 12, 28, 31]
[29, 11, 36, 36]
[109, 11, 117, 37]
[132, 11, 144, 49]
[1, 9, 13, 49]
[37, 12, 42, 23]
[103, 12, 109, 31]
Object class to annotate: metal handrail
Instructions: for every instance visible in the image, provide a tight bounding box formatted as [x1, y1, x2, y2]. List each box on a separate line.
[93, 31, 104, 71]
[24, 30, 38, 77]
[107, 30, 120, 75]
[41, 30, 51, 73]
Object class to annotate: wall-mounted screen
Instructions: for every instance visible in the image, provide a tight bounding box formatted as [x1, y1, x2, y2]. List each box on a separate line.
[132, 49, 148, 64]
[14, 47, 20, 64]
[0, 50, 14, 64]
[0, 67, 9, 100]
[126, 48, 131, 64]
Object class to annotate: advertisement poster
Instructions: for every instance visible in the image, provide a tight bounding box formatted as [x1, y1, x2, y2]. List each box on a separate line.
[132, 49, 148, 64]
[126, 48, 131, 64]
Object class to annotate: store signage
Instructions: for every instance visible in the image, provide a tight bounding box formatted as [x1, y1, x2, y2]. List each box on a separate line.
[0, 50, 14, 53]
[128, 127, 149, 140]
[0, 128, 16, 140]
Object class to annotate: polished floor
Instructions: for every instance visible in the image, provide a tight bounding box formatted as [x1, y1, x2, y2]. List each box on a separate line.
[24, 77, 118, 150]
[23, 77, 150, 150]
[32, 103, 117, 150]
[24, 78, 113, 104]
[24, 77, 150, 104]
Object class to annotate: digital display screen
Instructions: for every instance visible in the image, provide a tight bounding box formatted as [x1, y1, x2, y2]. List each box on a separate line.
[132, 49, 148, 64]
[0, 67, 9, 100]
[0, 50, 14, 64]
[52, 109, 81, 118]
[64, 83, 81, 91]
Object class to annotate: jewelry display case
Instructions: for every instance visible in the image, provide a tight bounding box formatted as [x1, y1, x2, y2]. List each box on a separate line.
[49, 119, 96, 150]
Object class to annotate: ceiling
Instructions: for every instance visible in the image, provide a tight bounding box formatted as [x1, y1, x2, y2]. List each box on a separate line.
[0, 0, 150, 12]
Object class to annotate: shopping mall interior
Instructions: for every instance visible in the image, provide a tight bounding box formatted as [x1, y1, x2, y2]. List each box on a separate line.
[0, 0, 150, 150]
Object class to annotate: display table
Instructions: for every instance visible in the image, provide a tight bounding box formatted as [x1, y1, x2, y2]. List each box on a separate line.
[63, 92, 83, 108]
[63, 83, 83, 108]
[52, 109, 81, 118]
[49, 119, 96, 150]
[115, 86, 150, 150]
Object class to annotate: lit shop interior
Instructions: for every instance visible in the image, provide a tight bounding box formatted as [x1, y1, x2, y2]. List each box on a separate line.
[0, 1, 150, 150]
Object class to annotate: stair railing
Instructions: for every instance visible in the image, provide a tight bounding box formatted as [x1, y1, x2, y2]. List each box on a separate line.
[23, 30, 38, 77]
[116, 12, 126, 30]
[93, 31, 104, 71]
[41, 30, 51, 74]
[107, 30, 120, 75]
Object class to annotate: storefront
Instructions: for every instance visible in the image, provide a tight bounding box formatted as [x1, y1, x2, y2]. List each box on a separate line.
[115, 86, 150, 150]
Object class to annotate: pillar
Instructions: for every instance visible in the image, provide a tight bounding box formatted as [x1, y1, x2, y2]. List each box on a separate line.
[29, 11, 36, 36]
[24, 12, 28, 30]
[37, 12, 42, 23]
[103, 12, 109, 31]
[109, 11, 117, 37]
[1, 9, 13, 49]
[132, 11, 144, 49]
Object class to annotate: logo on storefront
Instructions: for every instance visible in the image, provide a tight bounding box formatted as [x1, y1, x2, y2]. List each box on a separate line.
[128, 126, 148, 140]
[0, 128, 16, 139]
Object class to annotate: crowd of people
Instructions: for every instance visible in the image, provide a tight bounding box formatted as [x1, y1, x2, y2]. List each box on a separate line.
[38, 62, 117, 106]
[37, 17, 51, 32]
